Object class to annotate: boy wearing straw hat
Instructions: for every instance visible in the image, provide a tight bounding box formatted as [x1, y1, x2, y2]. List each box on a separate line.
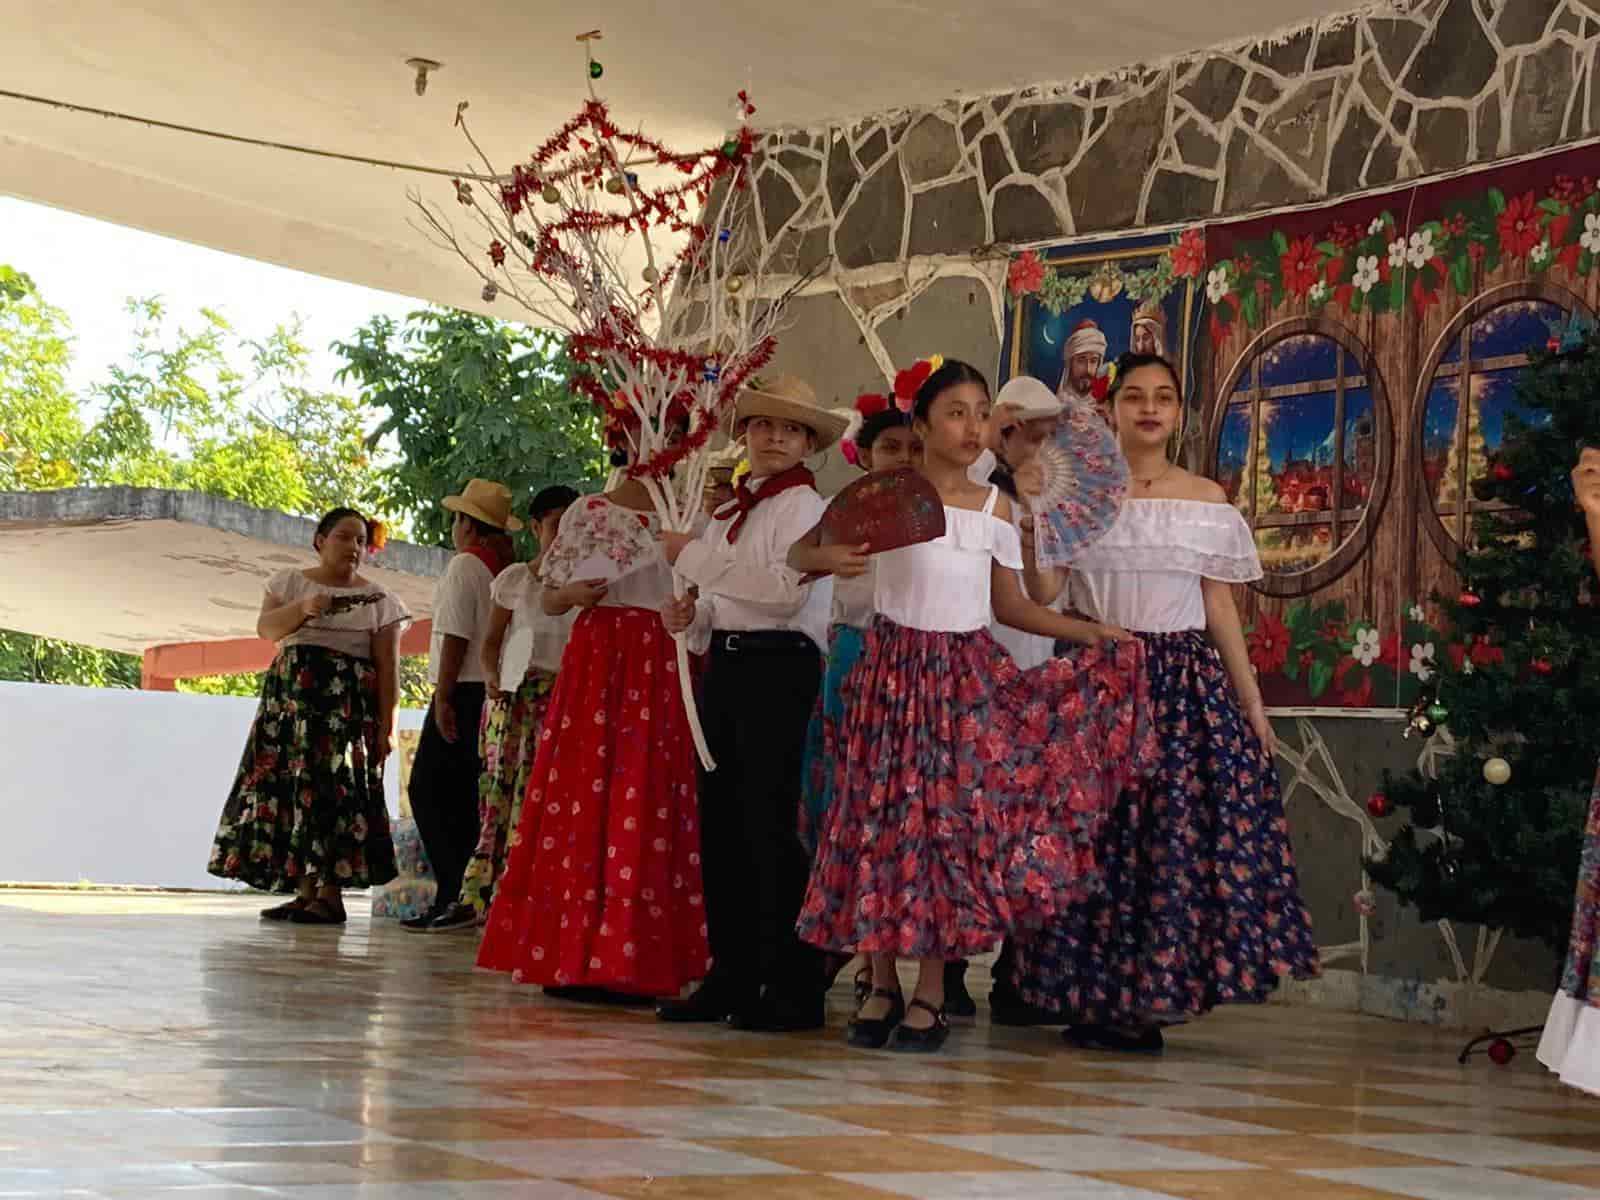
[404, 479, 521, 932]
[656, 375, 850, 1032]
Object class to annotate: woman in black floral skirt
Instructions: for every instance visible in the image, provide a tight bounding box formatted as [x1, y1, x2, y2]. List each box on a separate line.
[209, 507, 411, 924]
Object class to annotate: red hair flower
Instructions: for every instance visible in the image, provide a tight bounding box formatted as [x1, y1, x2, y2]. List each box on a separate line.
[892, 355, 944, 412]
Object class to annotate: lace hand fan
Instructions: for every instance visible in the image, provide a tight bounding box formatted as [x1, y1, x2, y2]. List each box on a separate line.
[809, 467, 945, 577]
[1030, 394, 1129, 567]
[540, 497, 660, 588]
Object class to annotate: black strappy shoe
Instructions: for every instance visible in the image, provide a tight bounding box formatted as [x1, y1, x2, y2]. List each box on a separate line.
[852, 965, 873, 1005]
[892, 999, 950, 1053]
[846, 987, 906, 1050]
[260, 898, 306, 921]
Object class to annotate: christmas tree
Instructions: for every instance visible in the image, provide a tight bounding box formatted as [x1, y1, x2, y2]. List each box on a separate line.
[1365, 317, 1599, 959]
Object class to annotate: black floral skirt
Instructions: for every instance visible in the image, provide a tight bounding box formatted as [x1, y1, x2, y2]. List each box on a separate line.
[209, 645, 398, 893]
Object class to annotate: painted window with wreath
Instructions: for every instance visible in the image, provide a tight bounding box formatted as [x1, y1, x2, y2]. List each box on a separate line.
[1418, 288, 1575, 557]
[1213, 324, 1387, 595]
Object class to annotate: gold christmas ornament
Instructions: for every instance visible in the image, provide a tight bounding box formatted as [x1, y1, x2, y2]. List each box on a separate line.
[1087, 262, 1124, 303]
[541, 184, 561, 204]
[726, 274, 745, 295]
[1483, 756, 1511, 785]
[642, 266, 660, 283]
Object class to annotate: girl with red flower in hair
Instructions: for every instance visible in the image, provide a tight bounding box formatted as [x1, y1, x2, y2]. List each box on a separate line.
[790, 357, 1156, 1053]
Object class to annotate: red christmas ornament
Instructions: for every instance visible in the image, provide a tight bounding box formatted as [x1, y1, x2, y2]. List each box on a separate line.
[1457, 591, 1481, 608]
[1366, 791, 1392, 818]
[1531, 657, 1555, 675]
[1492, 461, 1514, 482]
[1487, 1037, 1516, 1066]
[1547, 336, 1561, 353]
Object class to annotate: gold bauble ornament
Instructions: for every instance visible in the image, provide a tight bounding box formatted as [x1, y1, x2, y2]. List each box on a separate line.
[541, 184, 561, 204]
[725, 275, 745, 295]
[1087, 262, 1124, 303]
[1483, 757, 1511, 785]
[642, 266, 660, 283]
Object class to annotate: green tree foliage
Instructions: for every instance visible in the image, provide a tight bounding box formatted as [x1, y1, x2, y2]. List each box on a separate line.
[0, 265, 81, 490]
[1366, 329, 1600, 957]
[76, 299, 382, 515]
[335, 309, 605, 550]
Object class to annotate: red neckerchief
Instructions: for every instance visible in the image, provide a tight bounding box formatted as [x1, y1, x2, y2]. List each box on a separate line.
[465, 543, 511, 576]
[715, 464, 815, 544]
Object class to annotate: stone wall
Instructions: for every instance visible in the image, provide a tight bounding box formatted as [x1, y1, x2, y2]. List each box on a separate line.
[744, 0, 1600, 422]
[728, 0, 1582, 1021]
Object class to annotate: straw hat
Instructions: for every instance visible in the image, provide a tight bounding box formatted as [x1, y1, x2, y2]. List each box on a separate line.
[735, 374, 851, 451]
[995, 376, 1064, 423]
[443, 478, 524, 532]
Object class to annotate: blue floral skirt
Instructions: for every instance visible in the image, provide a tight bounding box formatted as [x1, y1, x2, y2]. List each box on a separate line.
[799, 623, 866, 857]
[797, 616, 1155, 961]
[1011, 631, 1319, 1022]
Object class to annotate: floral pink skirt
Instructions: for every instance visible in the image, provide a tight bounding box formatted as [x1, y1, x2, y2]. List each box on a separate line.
[797, 617, 1155, 960]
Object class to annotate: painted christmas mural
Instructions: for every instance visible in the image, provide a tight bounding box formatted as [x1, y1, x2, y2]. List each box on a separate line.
[1001, 142, 1600, 710]
[1201, 142, 1600, 709]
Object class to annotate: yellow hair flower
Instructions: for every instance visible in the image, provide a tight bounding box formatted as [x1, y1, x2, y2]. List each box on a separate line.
[732, 458, 752, 484]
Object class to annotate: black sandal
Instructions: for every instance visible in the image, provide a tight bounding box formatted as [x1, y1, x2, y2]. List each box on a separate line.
[892, 998, 950, 1053]
[846, 987, 906, 1050]
[260, 898, 307, 921]
[852, 965, 873, 1005]
[287, 899, 347, 926]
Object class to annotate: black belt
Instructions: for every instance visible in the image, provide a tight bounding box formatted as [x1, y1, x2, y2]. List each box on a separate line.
[711, 629, 818, 655]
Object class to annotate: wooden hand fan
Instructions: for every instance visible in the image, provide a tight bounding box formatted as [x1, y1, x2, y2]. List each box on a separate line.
[805, 467, 946, 578]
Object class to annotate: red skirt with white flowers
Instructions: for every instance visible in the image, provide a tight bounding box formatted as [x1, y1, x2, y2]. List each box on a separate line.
[477, 605, 710, 995]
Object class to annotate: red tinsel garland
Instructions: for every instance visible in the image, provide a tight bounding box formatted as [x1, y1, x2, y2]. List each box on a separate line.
[451, 90, 769, 485]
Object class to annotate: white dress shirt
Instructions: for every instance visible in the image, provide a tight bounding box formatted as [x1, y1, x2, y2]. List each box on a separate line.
[675, 479, 833, 655]
[428, 553, 495, 685]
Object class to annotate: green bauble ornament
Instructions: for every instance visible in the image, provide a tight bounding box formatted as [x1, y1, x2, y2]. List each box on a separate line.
[589, 60, 604, 80]
[1426, 701, 1450, 725]
[721, 138, 741, 159]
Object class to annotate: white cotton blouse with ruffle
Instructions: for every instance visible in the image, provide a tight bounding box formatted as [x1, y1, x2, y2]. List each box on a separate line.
[875, 489, 1023, 634]
[1067, 499, 1262, 634]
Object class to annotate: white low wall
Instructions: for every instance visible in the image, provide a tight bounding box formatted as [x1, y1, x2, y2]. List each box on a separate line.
[0, 681, 424, 891]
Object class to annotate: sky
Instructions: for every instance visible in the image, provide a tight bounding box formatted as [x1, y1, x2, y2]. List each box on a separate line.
[0, 197, 424, 400]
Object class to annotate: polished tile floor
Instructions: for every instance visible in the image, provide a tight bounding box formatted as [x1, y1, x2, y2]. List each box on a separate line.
[3, 889, 1599, 1200]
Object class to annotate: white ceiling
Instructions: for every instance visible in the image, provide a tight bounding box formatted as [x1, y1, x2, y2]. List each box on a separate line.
[1, 1, 1362, 315]
[0, 516, 444, 654]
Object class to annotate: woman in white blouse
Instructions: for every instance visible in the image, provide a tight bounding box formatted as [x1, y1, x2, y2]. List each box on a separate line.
[430, 485, 580, 930]
[209, 507, 411, 925]
[1010, 354, 1320, 1053]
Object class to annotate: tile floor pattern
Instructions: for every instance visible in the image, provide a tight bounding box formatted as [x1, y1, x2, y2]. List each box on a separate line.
[2, 890, 1599, 1200]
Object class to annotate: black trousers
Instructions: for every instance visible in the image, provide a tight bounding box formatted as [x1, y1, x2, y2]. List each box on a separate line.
[698, 631, 824, 1000]
[408, 681, 487, 911]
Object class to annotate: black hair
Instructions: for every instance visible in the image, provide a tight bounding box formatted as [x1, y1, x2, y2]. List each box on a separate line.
[608, 447, 629, 468]
[857, 408, 912, 452]
[1105, 352, 1183, 406]
[531, 485, 580, 520]
[452, 511, 499, 538]
[314, 507, 366, 546]
[912, 359, 990, 421]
